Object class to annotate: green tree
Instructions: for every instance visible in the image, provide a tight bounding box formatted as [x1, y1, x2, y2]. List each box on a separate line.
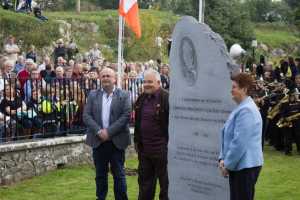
[284, 0, 300, 9]
[243, 0, 273, 22]
[205, 0, 254, 48]
[168, 0, 254, 48]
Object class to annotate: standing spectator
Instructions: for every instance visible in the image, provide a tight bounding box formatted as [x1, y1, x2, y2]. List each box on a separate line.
[17, 58, 36, 92]
[4, 35, 20, 65]
[68, 59, 75, 68]
[295, 58, 300, 73]
[160, 64, 170, 90]
[89, 43, 102, 67]
[64, 66, 73, 79]
[83, 68, 131, 200]
[40, 64, 56, 83]
[2, 60, 14, 78]
[24, 69, 41, 103]
[67, 38, 78, 60]
[25, 0, 32, 12]
[56, 57, 66, 68]
[288, 57, 298, 81]
[134, 69, 169, 200]
[26, 45, 37, 63]
[53, 39, 66, 67]
[14, 55, 25, 73]
[55, 66, 64, 80]
[135, 63, 144, 81]
[72, 63, 82, 80]
[280, 60, 289, 77]
[38, 56, 51, 72]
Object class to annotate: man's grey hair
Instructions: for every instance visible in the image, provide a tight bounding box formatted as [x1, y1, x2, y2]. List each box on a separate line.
[3, 60, 14, 67]
[144, 68, 161, 82]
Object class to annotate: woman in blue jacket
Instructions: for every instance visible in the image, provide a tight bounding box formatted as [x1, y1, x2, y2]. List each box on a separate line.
[219, 73, 263, 200]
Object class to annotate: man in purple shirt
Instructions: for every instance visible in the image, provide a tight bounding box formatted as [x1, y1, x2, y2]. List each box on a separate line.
[134, 69, 169, 200]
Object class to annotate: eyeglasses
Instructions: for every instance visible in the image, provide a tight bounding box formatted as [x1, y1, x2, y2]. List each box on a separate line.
[101, 75, 111, 78]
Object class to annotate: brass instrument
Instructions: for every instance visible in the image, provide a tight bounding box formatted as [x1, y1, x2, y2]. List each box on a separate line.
[267, 95, 289, 120]
[276, 112, 300, 128]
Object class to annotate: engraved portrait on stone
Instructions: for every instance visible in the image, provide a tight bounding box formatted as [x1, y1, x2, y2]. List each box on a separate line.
[179, 36, 198, 86]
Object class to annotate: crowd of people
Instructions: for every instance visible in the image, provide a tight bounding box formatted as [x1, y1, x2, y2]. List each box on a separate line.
[0, 35, 170, 143]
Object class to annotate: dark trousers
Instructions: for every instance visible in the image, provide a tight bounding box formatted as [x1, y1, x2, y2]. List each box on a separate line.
[294, 120, 300, 152]
[93, 141, 128, 200]
[138, 151, 169, 200]
[229, 166, 261, 200]
[282, 127, 293, 154]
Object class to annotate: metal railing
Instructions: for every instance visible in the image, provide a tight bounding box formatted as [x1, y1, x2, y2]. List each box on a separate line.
[0, 77, 144, 143]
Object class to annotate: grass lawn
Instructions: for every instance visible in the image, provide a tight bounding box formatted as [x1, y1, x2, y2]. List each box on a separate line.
[255, 23, 300, 49]
[0, 145, 300, 200]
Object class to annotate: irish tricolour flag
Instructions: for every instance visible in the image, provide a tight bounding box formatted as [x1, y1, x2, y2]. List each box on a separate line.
[119, 0, 142, 38]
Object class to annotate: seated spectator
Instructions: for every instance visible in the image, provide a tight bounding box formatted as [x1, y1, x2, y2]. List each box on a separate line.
[0, 83, 32, 140]
[60, 87, 79, 131]
[40, 85, 60, 136]
[1, 0, 14, 10]
[26, 89, 43, 135]
[26, 45, 37, 63]
[0, 111, 8, 143]
[33, 6, 48, 22]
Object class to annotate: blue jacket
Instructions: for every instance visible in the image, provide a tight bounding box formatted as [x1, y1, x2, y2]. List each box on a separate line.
[219, 96, 263, 171]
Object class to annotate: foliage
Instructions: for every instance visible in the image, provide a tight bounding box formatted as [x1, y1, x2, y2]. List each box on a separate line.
[204, 0, 254, 49]
[283, 0, 300, 9]
[0, 146, 300, 200]
[0, 8, 60, 51]
[46, 10, 178, 62]
[243, 0, 273, 22]
[255, 23, 300, 49]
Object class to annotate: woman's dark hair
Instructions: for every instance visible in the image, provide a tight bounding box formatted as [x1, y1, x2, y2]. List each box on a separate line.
[231, 73, 254, 95]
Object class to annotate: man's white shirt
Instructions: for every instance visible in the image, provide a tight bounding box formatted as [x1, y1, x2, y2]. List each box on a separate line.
[101, 87, 115, 129]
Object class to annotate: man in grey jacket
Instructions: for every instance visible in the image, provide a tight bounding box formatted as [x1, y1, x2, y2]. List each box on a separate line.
[83, 67, 131, 200]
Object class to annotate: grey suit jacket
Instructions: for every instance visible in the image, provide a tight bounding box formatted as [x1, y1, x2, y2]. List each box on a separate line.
[83, 88, 131, 150]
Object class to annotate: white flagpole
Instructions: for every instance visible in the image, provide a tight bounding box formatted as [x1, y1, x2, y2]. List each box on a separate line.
[199, 0, 205, 23]
[117, 15, 124, 89]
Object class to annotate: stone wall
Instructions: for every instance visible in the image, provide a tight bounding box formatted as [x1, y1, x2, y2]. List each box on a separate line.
[0, 136, 92, 185]
[0, 134, 136, 186]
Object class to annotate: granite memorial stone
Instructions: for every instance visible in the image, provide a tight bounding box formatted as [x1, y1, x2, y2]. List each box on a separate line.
[168, 16, 238, 200]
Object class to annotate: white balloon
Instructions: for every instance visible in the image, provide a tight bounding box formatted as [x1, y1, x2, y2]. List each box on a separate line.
[229, 44, 246, 59]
